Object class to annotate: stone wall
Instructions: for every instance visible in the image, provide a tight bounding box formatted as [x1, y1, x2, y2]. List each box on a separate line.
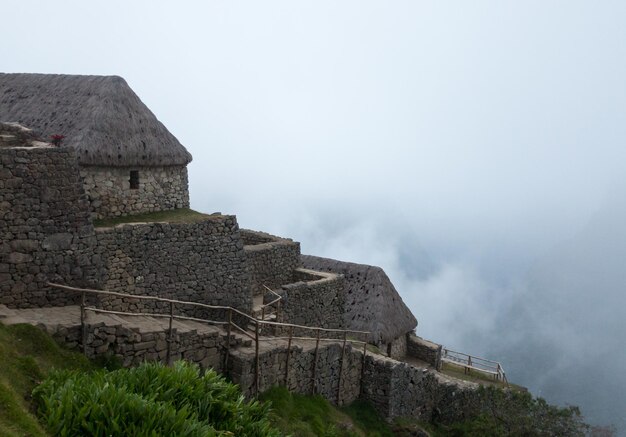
[407, 334, 442, 369]
[241, 229, 301, 295]
[50, 321, 245, 370]
[0, 146, 101, 308]
[229, 341, 364, 405]
[240, 229, 278, 245]
[94, 217, 252, 314]
[80, 165, 189, 220]
[278, 268, 345, 333]
[384, 333, 409, 360]
[360, 354, 480, 423]
[229, 336, 489, 423]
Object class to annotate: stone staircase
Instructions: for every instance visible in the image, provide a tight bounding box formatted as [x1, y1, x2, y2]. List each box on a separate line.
[249, 294, 278, 335]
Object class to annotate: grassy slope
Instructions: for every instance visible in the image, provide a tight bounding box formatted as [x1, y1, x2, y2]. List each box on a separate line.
[3, 321, 579, 436]
[0, 322, 401, 437]
[0, 323, 94, 437]
[260, 386, 399, 437]
[440, 362, 527, 392]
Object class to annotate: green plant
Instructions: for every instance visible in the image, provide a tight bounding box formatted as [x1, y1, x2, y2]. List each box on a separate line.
[433, 386, 588, 437]
[33, 361, 282, 436]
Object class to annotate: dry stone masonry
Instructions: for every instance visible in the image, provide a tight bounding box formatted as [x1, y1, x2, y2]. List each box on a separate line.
[0, 73, 194, 222]
[360, 353, 480, 423]
[277, 268, 345, 333]
[0, 144, 101, 308]
[407, 334, 443, 369]
[229, 339, 364, 405]
[81, 165, 189, 220]
[95, 217, 252, 313]
[241, 229, 301, 295]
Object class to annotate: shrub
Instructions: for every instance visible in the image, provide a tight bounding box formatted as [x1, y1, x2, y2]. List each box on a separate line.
[33, 361, 281, 436]
[437, 386, 588, 437]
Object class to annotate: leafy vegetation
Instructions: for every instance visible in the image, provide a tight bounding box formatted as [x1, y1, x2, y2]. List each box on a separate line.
[429, 386, 588, 437]
[33, 361, 281, 436]
[93, 208, 213, 227]
[0, 322, 597, 436]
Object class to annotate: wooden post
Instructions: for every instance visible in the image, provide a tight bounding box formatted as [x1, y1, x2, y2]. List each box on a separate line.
[166, 301, 174, 365]
[284, 325, 293, 387]
[467, 356, 472, 375]
[337, 331, 347, 405]
[80, 289, 86, 356]
[224, 308, 232, 372]
[255, 320, 260, 396]
[360, 337, 367, 386]
[311, 329, 321, 394]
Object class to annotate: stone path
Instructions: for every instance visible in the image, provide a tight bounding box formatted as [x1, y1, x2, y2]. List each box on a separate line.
[0, 304, 251, 347]
[0, 304, 433, 372]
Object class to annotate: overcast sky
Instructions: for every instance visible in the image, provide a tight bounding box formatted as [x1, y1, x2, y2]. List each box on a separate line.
[3, 1, 626, 432]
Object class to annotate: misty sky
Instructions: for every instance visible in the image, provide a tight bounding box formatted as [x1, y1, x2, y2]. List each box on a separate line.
[3, 1, 626, 432]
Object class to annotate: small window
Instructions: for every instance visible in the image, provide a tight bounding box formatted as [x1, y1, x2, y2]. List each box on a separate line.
[129, 170, 139, 189]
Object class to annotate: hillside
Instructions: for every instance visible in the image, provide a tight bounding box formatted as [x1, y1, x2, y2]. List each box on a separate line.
[0, 322, 399, 436]
[0, 321, 592, 436]
[0, 322, 94, 436]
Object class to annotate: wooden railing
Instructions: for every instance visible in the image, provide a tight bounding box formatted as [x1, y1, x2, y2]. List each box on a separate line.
[47, 282, 370, 400]
[441, 348, 508, 384]
[257, 284, 282, 321]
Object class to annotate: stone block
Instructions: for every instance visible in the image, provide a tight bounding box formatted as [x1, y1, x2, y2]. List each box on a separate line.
[42, 233, 74, 251]
[8, 252, 33, 264]
[133, 340, 156, 351]
[10, 240, 39, 252]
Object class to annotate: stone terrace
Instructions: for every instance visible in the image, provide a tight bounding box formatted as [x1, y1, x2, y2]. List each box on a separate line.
[0, 302, 486, 424]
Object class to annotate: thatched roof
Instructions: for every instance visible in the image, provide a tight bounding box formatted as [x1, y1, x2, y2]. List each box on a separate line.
[0, 73, 192, 167]
[0, 122, 49, 148]
[302, 255, 417, 345]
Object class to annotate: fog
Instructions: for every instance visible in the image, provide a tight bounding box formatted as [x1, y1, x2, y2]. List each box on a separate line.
[3, 0, 626, 432]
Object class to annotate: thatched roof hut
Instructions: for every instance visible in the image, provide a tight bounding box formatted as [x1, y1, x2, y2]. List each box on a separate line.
[302, 255, 417, 345]
[0, 73, 192, 167]
[0, 73, 192, 219]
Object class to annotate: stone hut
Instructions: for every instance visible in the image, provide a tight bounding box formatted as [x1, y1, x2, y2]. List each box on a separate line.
[0, 73, 192, 219]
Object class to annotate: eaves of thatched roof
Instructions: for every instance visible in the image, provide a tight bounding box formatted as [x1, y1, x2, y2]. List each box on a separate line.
[0, 73, 192, 167]
[302, 255, 417, 345]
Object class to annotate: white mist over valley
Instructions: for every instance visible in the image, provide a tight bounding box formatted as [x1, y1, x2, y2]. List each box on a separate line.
[4, 0, 626, 432]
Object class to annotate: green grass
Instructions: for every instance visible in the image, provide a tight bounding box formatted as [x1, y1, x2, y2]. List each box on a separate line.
[260, 386, 399, 437]
[93, 208, 214, 227]
[440, 362, 527, 392]
[0, 322, 94, 437]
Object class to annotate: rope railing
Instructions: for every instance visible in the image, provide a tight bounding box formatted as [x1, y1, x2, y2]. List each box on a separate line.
[441, 348, 508, 384]
[47, 282, 370, 399]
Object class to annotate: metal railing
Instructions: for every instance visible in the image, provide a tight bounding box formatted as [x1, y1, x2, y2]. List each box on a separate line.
[47, 282, 370, 400]
[441, 348, 507, 384]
